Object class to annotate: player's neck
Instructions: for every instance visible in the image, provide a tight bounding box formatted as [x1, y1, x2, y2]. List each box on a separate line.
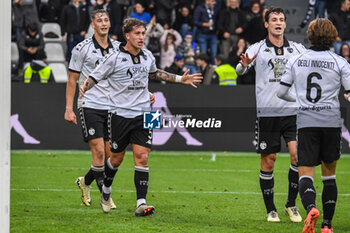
[268, 34, 284, 47]
[124, 43, 141, 56]
[94, 34, 109, 49]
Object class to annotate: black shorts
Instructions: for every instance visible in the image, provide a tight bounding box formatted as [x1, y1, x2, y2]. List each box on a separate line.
[109, 114, 152, 153]
[255, 115, 296, 154]
[79, 107, 109, 142]
[297, 127, 341, 167]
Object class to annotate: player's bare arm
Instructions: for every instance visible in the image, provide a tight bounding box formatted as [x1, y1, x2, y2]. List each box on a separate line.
[149, 69, 203, 88]
[64, 71, 80, 124]
[80, 77, 96, 98]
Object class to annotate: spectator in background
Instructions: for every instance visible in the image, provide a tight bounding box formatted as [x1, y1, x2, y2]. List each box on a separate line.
[315, 0, 327, 18]
[193, 0, 219, 64]
[130, 2, 151, 23]
[12, 0, 40, 42]
[176, 32, 200, 74]
[155, 0, 177, 26]
[217, 0, 246, 60]
[105, 0, 123, 41]
[159, 29, 182, 69]
[173, 5, 193, 39]
[165, 54, 187, 75]
[18, 23, 52, 83]
[340, 43, 350, 63]
[196, 53, 217, 84]
[213, 54, 237, 86]
[145, 15, 164, 67]
[61, 0, 90, 61]
[228, 38, 255, 85]
[18, 22, 45, 68]
[244, 1, 265, 44]
[329, 0, 350, 54]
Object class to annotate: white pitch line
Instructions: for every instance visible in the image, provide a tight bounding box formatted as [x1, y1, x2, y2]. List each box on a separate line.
[10, 166, 350, 174]
[10, 188, 350, 196]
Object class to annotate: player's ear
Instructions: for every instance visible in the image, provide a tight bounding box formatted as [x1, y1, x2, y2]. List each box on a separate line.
[264, 21, 268, 29]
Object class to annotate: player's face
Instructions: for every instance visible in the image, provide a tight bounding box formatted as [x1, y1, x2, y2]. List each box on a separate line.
[126, 25, 146, 50]
[265, 12, 286, 37]
[92, 13, 111, 37]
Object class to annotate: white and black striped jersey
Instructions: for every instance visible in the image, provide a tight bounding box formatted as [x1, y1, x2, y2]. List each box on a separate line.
[69, 36, 120, 110]
[236, 37, 306, 117]
[89, 44, 157, 118]
[280, 48, 350, 129]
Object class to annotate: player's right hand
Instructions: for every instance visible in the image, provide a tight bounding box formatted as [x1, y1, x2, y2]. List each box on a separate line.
[239, 53, 257, 68]
[344, 94, 350, 102]
[64, 109, 77, 124]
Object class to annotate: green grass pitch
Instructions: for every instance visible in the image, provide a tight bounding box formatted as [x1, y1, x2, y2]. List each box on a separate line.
[10, 150, 350, 233]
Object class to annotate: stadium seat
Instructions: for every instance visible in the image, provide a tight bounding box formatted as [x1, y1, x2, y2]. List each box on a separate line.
[49, 63, 68, 83]
[45, 43, 65, 63]
[41, 23, 62, 42]
[11, 42, 19, 65]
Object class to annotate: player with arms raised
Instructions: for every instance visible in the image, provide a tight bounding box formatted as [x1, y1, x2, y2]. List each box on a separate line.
[278, 18, 350, 233]
[236, 7, 305, 222]
[80, 18, 202, 216]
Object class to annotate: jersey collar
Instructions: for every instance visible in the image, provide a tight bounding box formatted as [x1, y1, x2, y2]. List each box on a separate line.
[119, 43, 145, 64]
[92, 35, 114, 50]
[265, 36, 290, 48]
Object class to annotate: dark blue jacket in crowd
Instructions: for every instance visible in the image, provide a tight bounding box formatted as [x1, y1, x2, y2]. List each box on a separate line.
[193, 3, 219, 34]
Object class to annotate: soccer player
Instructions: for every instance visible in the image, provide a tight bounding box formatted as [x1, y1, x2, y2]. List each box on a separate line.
[236, 7, 305, 222]
[64, 9, 119, 209]
[278, 18, 350, 233]
[80, 18, 202, 216]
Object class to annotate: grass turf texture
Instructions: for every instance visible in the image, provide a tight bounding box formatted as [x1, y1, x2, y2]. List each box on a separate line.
[11, 150, 350, 233]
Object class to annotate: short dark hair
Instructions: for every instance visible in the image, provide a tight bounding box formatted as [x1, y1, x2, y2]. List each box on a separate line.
[122, 18, 147, 36]
[215, 54, 226, 64]
[27, 22, 38, 32]
[197, 53, 210, 64]
[264, 6, 286, 23]
[91, 9, 110, 21]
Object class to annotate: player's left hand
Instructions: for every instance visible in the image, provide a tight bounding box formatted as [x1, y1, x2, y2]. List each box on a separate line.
[181, 69, 203, 88]
[149, 92, 155, 105]
[79, 80, 89, 98]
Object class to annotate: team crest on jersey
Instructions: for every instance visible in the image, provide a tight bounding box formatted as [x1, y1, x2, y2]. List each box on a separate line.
[112, 141, 118, 150]
[260, 141, 267, 150]
[287, 48, 293, 53]
[143, 54, 147, 60]
[88, 128, 95, 135]
[134, 57, 139, 63]
[276, 48, 282, 55]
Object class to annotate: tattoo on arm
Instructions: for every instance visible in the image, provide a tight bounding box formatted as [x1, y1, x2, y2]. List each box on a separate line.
[149, 69, 176, 83]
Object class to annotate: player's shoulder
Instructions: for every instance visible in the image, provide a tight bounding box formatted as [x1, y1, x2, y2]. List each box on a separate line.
[248, 39, 266, 50]
[110, 39, 121, 48]
[74, 37, 93, 52]
[325, 50, 350, 68]
[287, 40, 306, 53]
[141, 48, 155, 60]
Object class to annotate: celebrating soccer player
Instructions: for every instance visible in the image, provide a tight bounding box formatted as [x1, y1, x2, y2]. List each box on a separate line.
[236, 7, 305, 223]
[278, 18, 350, 233]
[80, 18, 202, 216]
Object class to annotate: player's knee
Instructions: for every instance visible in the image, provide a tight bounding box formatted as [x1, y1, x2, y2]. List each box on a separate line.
[110, 154, 124, 167]
[262, 154, 276, 170]
[135, 152, 149, 166]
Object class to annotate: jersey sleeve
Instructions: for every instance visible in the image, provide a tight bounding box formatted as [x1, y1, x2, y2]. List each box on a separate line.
[89, 51, 117, 83]
[68, 46, 84, 73]
[340, 59, 350, 92]
[148, 52, 157, 74]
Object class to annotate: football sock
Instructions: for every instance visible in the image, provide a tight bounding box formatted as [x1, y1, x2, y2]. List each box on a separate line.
[321, 175, 337, 229]
[103, 158, 118, 188]
[299, 176, 316, 213]
[135, 166, 149, 205]
[286, 164, 299, 208]
[84, 167, 95, 185]
[91, 165, 104, 193]
[260, 170, 276, 213]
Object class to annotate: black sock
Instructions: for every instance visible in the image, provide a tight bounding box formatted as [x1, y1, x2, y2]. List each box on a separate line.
[299, 176, 316, 213]
[286, 164, 299, 208]
[134, 166, 149, 201]
[321, 176, 337, 229]
[84, 167, 95, 185]
[260, 170, 276, 213]
[91, 165, 104, 193]
[103, 158, 118, 188]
